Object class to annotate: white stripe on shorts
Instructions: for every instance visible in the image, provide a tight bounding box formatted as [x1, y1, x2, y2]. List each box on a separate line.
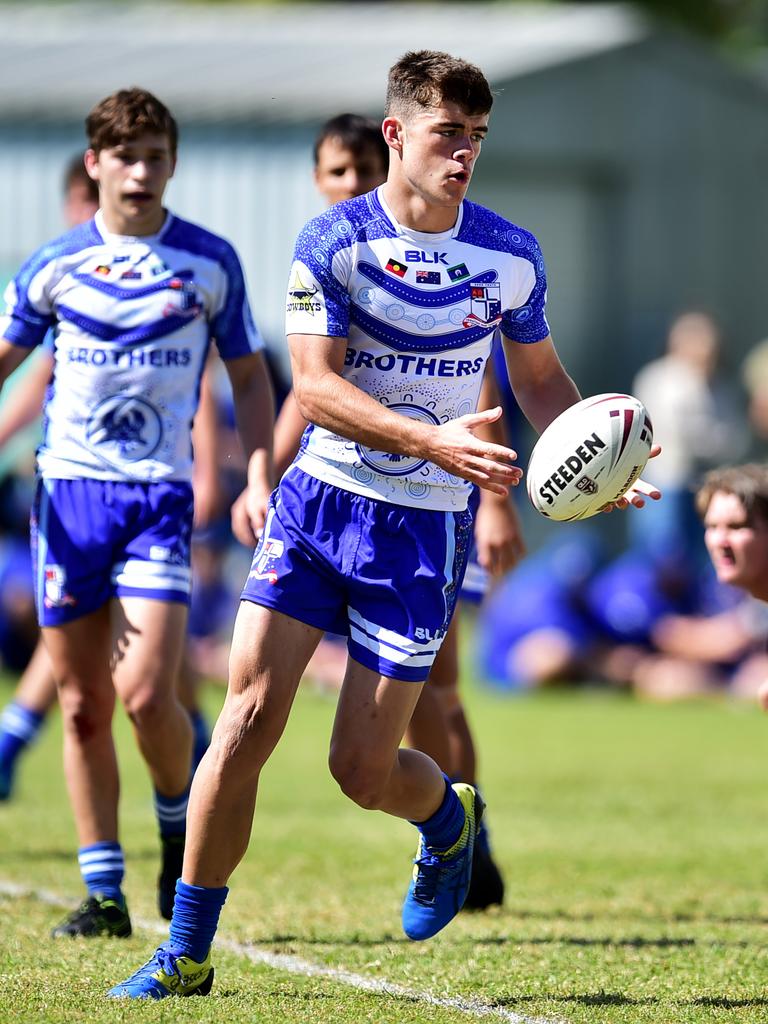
[348, 608, 441, 667]
[111, 560, 191, 594]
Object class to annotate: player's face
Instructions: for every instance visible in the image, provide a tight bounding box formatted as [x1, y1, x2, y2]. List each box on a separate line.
[314, 138, 387, 206]
[388, 101, 488, 209]
[86, 133, 175, 236]
[704, 490, 768, 598]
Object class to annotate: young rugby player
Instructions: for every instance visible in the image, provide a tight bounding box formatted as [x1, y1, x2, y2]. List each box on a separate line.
[270, 111, 520, 909]
[0, 155, 215, 801]
[112, 51, 658, 999]
[0, 88, 273, 937]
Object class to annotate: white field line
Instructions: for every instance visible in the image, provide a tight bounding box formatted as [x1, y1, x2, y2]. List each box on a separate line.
[0, 878, 566, 1024]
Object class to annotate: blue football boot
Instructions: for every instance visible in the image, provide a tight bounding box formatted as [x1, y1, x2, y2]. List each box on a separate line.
[402, 782, 484, 941]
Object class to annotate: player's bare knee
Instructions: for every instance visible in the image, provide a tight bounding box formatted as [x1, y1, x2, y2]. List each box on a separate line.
[329, 752, 390, 809]
[59, 687, 112, 741]
[215, 693, 283, 767]
[757, 679, 768, 712]
[122, 684, 175, 732]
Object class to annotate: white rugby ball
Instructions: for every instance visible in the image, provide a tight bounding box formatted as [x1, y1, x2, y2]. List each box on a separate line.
[526, 393, 653, 521]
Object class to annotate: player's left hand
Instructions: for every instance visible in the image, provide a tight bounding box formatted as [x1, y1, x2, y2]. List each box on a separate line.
[474, 494, 526, 577]
[602, 444, 662, 512]
[231, 481, 271, 547]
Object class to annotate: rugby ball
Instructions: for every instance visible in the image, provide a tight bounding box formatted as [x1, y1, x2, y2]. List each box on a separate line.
[526, 394, 653, 521]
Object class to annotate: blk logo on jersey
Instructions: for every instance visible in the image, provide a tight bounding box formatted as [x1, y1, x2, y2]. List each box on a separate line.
[404, 250, 448, 265]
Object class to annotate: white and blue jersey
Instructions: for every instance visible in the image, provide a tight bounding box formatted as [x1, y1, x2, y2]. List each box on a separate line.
[0, 209, 262, 624]
[1, 208, 262, 482]
[285, 186, 548, 512]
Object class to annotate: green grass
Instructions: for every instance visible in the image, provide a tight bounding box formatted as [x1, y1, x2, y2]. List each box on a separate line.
[2, 671, 768, 1023]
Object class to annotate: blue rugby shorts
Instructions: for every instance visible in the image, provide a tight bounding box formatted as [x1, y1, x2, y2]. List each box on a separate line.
[240, 468, 475, 682]
[31, 477, 193, 627]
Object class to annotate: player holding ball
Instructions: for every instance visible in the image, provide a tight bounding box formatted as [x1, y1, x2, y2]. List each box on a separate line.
[112, 50, 659, 999]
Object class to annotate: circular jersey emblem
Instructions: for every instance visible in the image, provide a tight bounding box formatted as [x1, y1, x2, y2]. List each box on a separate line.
[357, 403, 440, 477]
[85, 395, 163, 463]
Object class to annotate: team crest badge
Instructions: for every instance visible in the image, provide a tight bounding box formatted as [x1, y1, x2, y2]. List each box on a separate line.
[575, 476, 599, 495]
[462, 280, 502, 329]
[286, 270, 321, 314]
[43, 564, 77, 609]
[249, 538, 284, 585]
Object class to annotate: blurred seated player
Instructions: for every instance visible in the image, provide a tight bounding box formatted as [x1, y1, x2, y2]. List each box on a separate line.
[583, 542, 756, 699]
[0, 156, 215, 800]
[0, 89, 273, 943]
[696, 464, 768, 704]
[478, 529, 607, 690]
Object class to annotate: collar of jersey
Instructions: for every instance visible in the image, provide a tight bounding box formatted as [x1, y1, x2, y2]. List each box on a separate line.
[373, 186, 464, 243]
[94, 208, 173, 245]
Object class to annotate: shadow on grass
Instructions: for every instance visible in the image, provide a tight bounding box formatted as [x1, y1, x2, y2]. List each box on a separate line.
[513, 907, 768, 927]
[503, 992, 768, 1009]
[250, 933, 696, 949]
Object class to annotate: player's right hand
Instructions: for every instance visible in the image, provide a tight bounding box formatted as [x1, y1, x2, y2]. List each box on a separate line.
[428, 407, 521, 495]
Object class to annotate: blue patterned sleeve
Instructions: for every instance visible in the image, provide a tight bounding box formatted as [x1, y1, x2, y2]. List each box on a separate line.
[286, 215, 351, 338]
[0, 250, 57, 349]
[211, 243, 263, 360]
[500, 230, 550, 344]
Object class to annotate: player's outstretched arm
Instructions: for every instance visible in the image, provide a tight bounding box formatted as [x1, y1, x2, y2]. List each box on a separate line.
[289, 333, 521, 495]
[0, 347, 53, 447]
[501, 334, 581, 435]
[0, 338, 35, 411]
[191, 360, 222, 529]
[225, 351, 275, 544]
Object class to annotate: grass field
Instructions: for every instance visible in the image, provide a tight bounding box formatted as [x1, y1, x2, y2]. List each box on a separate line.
[2, 668, 768, 1024]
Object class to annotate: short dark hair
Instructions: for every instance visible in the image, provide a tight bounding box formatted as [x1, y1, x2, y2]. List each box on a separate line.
[696, 464, 768, 524]
[313, 113, 388, 169]
[86, 87, 178, 157]
[63, 152, 99, 203]
[385, 50, 493, 119]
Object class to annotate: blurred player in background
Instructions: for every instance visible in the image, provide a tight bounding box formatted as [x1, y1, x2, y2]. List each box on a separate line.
[0, 88, 274, 939]
[0, 155, 213, 800]
[113, 50, 659, 1000]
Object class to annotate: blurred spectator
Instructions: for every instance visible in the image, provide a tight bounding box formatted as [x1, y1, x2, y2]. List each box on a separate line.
[741, 337, 768, 446]
[631, 311, 748, 563]
[695, 464, 768, 705]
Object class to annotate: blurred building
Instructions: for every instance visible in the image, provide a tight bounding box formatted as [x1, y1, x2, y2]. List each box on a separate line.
[1, 1, 767, 395]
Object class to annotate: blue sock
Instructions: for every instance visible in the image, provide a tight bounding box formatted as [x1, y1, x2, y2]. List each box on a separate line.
[169, 880, 228, 962]
[411, 773, 465, 852]
[188, 709, 210, 773]
[0, 702, 45, 766]
[154, 784, 190, 839]
[78, 841, 125, 902]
